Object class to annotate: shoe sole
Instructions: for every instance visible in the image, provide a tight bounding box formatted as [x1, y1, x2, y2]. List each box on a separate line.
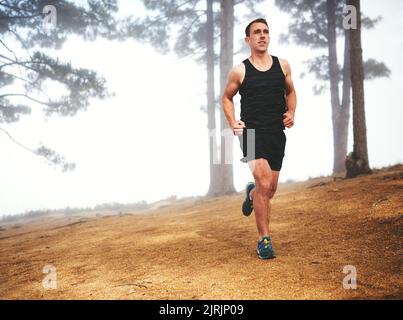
[257, 249, 276, 260]
[242, 183, 255, 216]
[242, 200, 253, 216]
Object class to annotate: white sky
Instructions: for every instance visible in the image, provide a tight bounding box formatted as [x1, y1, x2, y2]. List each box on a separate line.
[1, 0, 402, 216]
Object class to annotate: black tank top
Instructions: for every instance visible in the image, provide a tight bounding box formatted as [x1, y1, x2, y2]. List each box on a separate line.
[239, 55, 286, 131]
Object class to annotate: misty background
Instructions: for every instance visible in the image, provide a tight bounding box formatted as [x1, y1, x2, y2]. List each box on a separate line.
[1, 0, 402, 217]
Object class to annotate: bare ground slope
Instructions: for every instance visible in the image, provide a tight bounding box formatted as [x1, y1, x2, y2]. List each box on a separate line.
[0, 165, 402, 299]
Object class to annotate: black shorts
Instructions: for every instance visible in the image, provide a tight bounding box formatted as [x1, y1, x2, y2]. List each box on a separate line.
[238, 128, 286, 171]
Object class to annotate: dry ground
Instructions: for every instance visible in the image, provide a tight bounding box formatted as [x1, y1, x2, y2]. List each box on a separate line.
[0, 165, 402, 299]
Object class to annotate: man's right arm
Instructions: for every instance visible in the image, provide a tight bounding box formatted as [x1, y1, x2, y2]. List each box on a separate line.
[221, 64, 245, 135]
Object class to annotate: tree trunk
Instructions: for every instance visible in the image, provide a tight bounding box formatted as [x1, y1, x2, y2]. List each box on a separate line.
[326, 0, 345, 174]
[346, 0, 371, 177]
[206, 0, 219, 196]
[334, 29, 352, 174]
[216, 0, 236, 195]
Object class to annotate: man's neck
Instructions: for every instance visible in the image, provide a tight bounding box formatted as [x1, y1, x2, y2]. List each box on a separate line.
[250, 51, 270, 63]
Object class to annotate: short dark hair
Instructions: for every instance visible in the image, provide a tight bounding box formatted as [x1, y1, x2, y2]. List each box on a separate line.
[245, 18, 269, 37]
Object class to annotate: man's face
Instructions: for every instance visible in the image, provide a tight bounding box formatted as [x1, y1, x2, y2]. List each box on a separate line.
[246, 22, 270, 52]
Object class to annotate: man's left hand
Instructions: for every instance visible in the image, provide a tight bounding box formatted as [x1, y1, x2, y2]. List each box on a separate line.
[283, 111, 295, 128]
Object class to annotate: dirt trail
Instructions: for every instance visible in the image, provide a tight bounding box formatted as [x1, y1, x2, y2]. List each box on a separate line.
[0, 165, 402, 299]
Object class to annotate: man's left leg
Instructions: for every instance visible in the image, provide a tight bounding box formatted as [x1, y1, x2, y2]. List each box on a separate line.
[249, 169, 280, 232]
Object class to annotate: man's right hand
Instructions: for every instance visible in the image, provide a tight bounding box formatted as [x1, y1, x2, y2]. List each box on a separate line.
[231, 120, 246, 136]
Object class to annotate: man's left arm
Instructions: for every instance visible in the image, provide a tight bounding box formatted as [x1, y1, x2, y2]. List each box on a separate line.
[282, 59, 297, 128]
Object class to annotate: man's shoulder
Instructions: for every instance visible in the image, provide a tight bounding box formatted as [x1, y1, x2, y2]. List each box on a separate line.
[277, 57, 291, 76]
[229, 62, 246, 82]
[277, 57, 290, 66]
[233, 62, 246, 73]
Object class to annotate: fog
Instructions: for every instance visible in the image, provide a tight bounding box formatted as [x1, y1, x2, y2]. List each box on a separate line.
[1, 0, 402, 216]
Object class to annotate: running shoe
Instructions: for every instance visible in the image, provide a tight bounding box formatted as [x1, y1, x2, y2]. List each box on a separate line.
[257, 236, 276, 260]
[242, 182, 255, 216]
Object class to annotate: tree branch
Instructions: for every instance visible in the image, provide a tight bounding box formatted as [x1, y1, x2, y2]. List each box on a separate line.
[174, 0, 195, 12]
[0, 12, 44, 20]
[181, 12, 205, 35]
[0, 2, 36, 13]
[0, 126, 36, 155]
[0, 70, 53, 100]
[0, 126, 75, 172]
[0, 53, 51, 74]
[175, 46, 205, 62]
[0, 21, 34, 60]
[307, 1, 328, 42]
[0, 39, 24, 77]
[0, 59, 43, 69]
[0, 38, 12, 52]
[0, 93, 51, 106]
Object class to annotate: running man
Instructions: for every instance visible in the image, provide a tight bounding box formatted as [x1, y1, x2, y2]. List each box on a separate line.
[222, 18, 297, 259]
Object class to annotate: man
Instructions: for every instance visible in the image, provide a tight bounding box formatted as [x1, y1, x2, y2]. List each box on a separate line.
[222, 18, 297, 260]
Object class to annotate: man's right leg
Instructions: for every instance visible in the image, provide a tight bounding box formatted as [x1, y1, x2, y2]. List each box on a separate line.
[247, 159, 274, 240]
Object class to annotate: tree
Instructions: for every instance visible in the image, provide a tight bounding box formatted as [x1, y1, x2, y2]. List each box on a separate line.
[127, 0, 263, 196]
[275, 0, 390, 174]
[0, 0, 139, 170]
[217, 0, 235, 194]
[205, 0, 219, 195]
[345, 0, 371, 177]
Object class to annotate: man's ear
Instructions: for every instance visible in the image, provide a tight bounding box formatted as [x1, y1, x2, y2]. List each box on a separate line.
[245, 37, 250, 45]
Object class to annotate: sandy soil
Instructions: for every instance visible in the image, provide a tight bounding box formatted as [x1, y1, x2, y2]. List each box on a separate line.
[0, 165, 402, 300]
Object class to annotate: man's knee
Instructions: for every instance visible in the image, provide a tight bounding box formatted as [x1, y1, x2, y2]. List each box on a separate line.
[256, 179, 273, 198]
[268, 185, 277, 199]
